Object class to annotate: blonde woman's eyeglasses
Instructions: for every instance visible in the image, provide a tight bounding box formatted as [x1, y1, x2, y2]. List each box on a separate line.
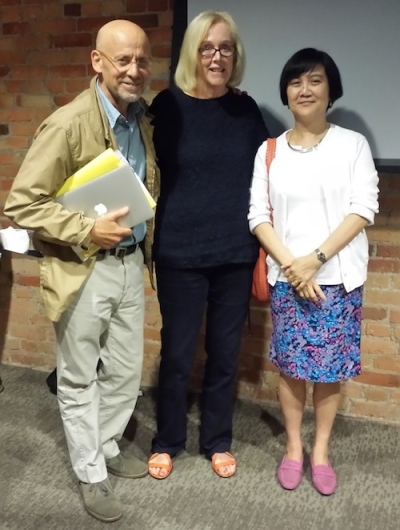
[198, 45, 236, 58]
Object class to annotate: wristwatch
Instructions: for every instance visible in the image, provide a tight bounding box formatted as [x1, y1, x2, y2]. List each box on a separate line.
[314, 248, 327, 264]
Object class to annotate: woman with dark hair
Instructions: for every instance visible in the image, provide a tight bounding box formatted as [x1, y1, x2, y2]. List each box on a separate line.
[148, 11, 269, 480]
[249, 48, 379, 495]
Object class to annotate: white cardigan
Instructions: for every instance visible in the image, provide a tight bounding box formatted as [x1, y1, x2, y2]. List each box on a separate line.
[248, 124, 379, 292]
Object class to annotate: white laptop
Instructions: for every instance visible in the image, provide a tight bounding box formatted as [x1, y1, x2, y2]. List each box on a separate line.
[55, 154, 155, 229]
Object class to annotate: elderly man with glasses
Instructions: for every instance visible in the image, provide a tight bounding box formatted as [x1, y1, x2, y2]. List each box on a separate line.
[5, 19, 160, 523]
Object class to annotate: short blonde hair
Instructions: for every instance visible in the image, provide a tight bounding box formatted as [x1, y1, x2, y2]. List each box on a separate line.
[174, 11, 246, 93]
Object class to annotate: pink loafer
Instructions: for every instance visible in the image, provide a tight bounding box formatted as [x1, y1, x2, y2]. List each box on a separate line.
[277, 455, 303, 490]
[310, 457, 337, 495]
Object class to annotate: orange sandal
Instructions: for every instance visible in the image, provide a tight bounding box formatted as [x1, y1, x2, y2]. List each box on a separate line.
[148, 453, 173, 480]
[211, 451, 237, 478]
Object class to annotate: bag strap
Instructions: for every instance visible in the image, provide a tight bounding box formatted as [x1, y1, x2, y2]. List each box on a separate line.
[265, 137, 277, 218]
[266, 137, 277, 172]
[248, 137, 277, 332]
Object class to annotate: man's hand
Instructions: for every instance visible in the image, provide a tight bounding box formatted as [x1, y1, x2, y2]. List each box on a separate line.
[90, 207, 132, 249]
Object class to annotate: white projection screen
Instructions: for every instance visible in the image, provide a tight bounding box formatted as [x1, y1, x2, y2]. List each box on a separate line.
[187, 0, 400, 167]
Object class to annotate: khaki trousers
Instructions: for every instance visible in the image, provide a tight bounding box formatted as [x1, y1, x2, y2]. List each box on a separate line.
[53, 249, 144, 483]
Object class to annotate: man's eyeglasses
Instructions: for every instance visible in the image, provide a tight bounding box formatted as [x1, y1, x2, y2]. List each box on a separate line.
[198, 45, 236, 58]
[97, 50, 152, 72]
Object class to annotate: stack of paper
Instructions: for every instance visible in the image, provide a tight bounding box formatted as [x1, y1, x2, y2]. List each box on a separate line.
[0, 227, 31, 254]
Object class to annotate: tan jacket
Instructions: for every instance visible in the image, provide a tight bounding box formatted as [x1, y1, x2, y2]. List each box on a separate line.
[5, 77, 160, 321]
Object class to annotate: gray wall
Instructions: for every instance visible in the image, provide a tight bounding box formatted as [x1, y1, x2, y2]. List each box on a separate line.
[188, 0, 400, 160]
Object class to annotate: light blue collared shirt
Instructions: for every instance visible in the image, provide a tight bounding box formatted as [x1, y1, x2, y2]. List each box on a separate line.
[96, 82, 146, 245]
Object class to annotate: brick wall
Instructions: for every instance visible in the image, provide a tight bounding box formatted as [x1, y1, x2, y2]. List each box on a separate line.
[1, 0, 399, 423]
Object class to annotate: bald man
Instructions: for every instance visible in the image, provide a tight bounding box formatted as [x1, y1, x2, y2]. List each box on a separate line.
[5, 20, 160, 523]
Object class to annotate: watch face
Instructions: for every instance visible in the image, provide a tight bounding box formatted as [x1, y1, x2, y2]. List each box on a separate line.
[315, 249, 327, 263]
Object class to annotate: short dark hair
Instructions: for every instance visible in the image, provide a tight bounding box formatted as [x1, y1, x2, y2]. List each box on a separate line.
[279, 48, 343, 107]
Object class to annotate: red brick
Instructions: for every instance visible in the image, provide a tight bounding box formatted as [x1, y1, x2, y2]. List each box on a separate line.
[28, 49, 70, 66]
[364, 289, 400, 306]
[64, 3, 82, 17]
[66, 78, 89, 93]
[0, 0, 22, 6]
[10, 122, 39, 137]
[9, 65, 47, 80]
[379, 195, 400, 210]
[0, 107, 34, 122]
[362, 386, 390, 403]
[390, 389, 400, 405]
[241, 336, 268, 357]
[0, 164, 19, 178]
[147, 27, 172, 44]
[348, 401, 399, 421]
[52, 33, 93, 48]
[125, 14, 159, 28]
[365, 323, 391, 338]
[68, 48, 93, 65]
[394, 327, 400, 341]
[368, 259, 400, 273]
[101, 0, 126, 16]
[0, 36, 16, 50]
[354, 371, 400, 387]
[77, 16, 114, 32]
[34, 108, 52, 123]
[45, 79, 65, 94]
[53, 94, 77, 107]
[390, 310, 400, 324]
[342, 381, 364, 399]
[361, 306, 387, 321]
[361, 336, 398, 355]
[0, 50, 25, 64]
[16, 34, 49, 51]
[0, 94, 15, 107]
[0, 136, 29, 149]
[148, 0, 169, 11]
[144, 327, 161, 341]
[19, 94, 54, 108]
[20, 339, 38, 353]
[365, 273, 390, 289]
[21, 80, 48, 96]
[126, 0, 147, 12]
[48, 65, 87, 78]
[0, 67, 11, 78]
[36, 19, 77, 35]
[376, 245, 400, 259]
[373, 357, 400, 373]
[151, 44, 172, 58]
[3, 22, 31, 35]
[369, 217, 400, 235]
[81, 2, 102, 16]
[158, 11, 173, 27]
[24, 2, 61, 19]
[149, 78, 169, 91]
[0, 152, 17, 165]
[5, 80, 23, 93]
[14, 274, 40, 287]
[0, 178, 12, 190]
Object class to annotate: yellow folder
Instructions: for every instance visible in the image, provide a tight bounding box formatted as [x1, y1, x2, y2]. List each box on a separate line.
[55, 148, 156, 208]
[55, 148, 122, 197]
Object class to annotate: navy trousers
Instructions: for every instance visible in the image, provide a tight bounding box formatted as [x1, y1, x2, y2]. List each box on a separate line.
[152, 262, 254, 458]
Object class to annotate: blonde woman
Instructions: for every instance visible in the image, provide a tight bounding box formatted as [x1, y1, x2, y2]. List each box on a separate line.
[148, 11, 269, 479]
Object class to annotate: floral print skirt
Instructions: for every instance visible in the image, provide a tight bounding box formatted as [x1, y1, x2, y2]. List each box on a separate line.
[270, 281, 363, 383]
